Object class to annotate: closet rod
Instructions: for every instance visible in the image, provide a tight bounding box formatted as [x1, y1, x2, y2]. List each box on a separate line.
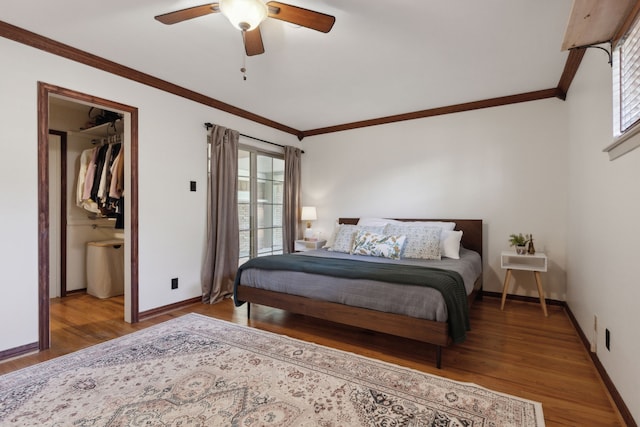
[204, 122, 304, 153]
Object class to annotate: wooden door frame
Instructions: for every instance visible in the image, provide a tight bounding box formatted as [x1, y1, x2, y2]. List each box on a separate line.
[38, 82, 139, 350]
[48, 129, 67, 298]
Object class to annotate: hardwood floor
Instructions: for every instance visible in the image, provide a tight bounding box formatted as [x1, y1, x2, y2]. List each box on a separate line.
[0, 293, 627, 426]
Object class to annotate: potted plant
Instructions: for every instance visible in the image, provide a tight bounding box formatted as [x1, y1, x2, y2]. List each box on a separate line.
[509, 233, 529, 255]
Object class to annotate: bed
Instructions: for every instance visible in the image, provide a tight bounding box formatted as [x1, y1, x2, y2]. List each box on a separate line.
[234, 218, 483, 368]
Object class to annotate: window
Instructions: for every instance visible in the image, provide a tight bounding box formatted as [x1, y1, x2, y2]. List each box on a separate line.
[613, 17, 640, 137]
[607, 14, 640, 159]
[238, 147, 284, 265]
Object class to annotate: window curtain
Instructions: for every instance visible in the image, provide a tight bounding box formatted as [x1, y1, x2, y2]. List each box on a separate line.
[201, 125, 239, 304]
[283, 146, 301, 253]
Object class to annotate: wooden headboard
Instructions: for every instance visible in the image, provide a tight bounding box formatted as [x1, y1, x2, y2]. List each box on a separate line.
[338, 218, 483, 259]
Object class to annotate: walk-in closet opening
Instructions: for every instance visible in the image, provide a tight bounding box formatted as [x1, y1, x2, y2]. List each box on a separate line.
[38, 83, 139, 350]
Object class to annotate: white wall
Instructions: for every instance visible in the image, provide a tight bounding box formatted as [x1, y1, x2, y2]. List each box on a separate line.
[302, 99, 569, 297]
[566, 49, 640, 421]
[0, 37, 299, 352]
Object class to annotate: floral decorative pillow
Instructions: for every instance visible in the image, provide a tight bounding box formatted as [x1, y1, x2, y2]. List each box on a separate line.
[351, 231, 406, 260]
[385, 224, 442, 260]
[328, 224, 385, 253]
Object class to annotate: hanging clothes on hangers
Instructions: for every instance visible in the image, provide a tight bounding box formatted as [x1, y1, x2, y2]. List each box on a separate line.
[76, 137, 124, 217]
[78, 145, 100, 214]
[76, 146, 93, 207]
[89, 143, 110, 204]
[109, 148, 123, 199]
[98, 142, 121, 217]
[110, 146, 125, 229]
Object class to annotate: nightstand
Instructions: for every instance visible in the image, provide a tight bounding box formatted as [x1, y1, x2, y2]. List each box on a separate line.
[500, 251, 548, 316]
[294, 239, 327, 252]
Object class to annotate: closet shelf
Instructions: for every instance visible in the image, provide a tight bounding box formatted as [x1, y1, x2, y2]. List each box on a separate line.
[71, 119, 123, 138]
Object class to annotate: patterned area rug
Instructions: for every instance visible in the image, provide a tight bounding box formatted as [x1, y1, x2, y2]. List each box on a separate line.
[0, 313, 544, 426]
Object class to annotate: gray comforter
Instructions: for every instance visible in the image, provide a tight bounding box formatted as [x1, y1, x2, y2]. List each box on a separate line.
[236, 248, 482, 324]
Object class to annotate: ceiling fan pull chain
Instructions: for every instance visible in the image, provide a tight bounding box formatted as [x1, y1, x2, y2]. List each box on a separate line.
[240, 63, 247, 80]
[240, 30, 248, 81]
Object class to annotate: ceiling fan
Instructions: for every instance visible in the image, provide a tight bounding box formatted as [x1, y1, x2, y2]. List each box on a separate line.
[155, 0, 336, 57]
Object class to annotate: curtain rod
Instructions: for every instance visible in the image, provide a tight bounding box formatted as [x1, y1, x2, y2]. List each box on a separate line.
[204, 122, 304, 153]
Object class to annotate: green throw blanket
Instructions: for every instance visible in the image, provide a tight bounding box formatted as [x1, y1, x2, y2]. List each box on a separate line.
[233, 254, 470, 343]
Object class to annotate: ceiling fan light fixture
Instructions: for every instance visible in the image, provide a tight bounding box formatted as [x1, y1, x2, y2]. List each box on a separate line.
[219, 0, 268, 31]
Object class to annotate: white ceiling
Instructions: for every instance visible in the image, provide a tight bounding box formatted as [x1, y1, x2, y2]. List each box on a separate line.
[2, 0, 573, 132]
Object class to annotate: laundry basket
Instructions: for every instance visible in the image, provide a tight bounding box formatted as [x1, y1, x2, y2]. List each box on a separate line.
[86, 239, 124, 298]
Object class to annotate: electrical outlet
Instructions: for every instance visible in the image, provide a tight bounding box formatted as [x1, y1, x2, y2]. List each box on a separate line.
[605, 329, 610, 351]
[171, 278, 178, 290]
[190, 181, 196, 192]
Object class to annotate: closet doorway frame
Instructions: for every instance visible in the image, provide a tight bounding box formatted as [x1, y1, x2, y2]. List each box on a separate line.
[37, 82, 139, 350]
[48, 129, 67, 298]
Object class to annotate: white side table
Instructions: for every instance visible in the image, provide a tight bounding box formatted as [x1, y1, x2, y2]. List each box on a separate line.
[500, 251, 548, 317]
[294, 239, 327, 252]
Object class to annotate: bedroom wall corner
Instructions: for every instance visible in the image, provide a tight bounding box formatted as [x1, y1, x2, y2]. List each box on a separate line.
[566, 48, 640, 423]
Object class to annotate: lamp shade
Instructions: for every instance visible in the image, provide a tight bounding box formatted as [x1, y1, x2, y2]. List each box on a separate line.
[300, 206, 317, 221]
[219, 0, 268, 31]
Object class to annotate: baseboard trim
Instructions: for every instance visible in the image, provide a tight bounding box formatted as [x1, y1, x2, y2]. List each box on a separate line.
[138, 296, 201, 321]
[564, 304, 637, 427]
[0, 341, 38, 363]
[481, 290, 564, 306]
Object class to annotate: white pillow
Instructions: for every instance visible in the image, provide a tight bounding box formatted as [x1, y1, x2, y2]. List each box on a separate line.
[328, 224, 386, 253]
[385, 224, 442, 260]
[351, 231, 406, 260]
[322, 222, 341, 248]
[440, 229, 463, 259]
[399, 221, 456, 231]
[357, 217, 401, 227]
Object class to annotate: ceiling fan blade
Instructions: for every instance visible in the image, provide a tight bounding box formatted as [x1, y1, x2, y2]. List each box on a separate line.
[155, 3, 220, 25]
[244, 27, 265, 56]
[266, 1, 335, 33]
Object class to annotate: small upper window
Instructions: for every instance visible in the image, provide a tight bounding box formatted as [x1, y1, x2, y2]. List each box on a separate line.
[613, 15, 640, 137]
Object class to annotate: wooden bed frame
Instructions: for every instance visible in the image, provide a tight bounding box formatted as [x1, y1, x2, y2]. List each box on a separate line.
[235, 218, 483, 368]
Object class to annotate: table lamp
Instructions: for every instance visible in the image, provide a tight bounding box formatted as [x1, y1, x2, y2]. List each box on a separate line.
[301, 206, 317, 241]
